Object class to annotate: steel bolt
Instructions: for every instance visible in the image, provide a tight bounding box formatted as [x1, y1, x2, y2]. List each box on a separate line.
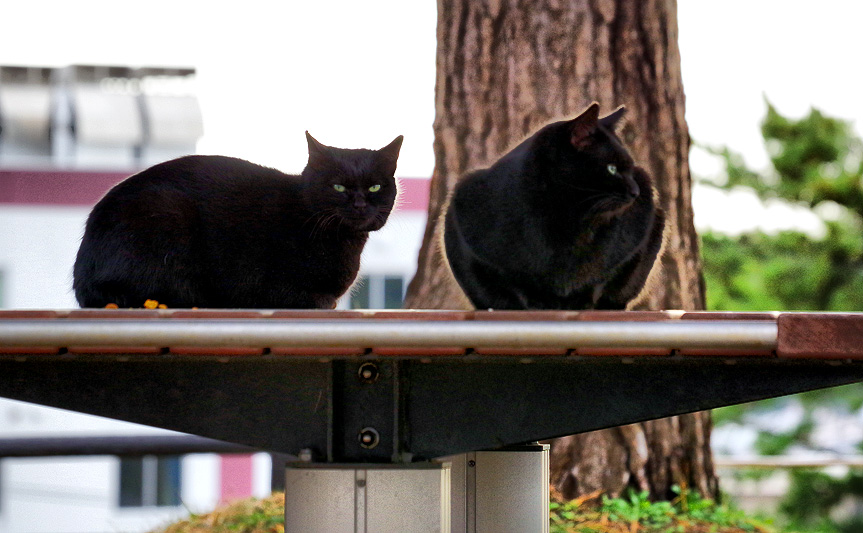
[298, 448, 314, 462]
[358, 427, 380, 449]
[468, 460, 476, 467]
[357, 362, 380, 383]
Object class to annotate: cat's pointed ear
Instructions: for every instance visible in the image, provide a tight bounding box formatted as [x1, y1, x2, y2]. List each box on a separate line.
[378, 135, 404, 174]
[380, 135, 404, 159]
[599, 105, 626, 131]
[305, 131, 330, 166]
[570, 103, 600, 149]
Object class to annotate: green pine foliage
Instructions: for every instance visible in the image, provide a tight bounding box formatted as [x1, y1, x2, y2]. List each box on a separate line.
[700, 101, 863, 531]
[708, 101, 863, 214]
[702, 226, 863, 312]
[701, 101, 863, 313]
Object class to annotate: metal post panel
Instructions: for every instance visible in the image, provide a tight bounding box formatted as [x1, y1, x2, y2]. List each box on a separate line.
[474, 445, 550, 533]
[438, 454, 469, 532]
[285, 463, 451, 533]
[285, 467, 355, 533]
[366, 465, 451, 533]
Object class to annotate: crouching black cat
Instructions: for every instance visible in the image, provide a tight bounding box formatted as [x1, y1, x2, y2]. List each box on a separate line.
[444, 103, 664, 310]
[73, 133, 403, 309]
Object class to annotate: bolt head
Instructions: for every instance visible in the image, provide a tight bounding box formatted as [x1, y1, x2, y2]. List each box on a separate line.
[357, 362, 380, 383]
[358, 427, 380, 449]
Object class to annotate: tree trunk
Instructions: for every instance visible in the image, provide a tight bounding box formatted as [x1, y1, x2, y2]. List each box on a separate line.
[404, 0, 718, 500]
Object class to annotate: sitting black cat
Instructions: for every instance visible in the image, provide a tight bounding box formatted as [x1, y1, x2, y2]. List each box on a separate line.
[73, 133, 403, 309]
[444, 103, 664, 310]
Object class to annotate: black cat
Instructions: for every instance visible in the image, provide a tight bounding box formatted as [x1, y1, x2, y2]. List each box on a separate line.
[73, 132, 403, 309]
[444, 103, 664, 310]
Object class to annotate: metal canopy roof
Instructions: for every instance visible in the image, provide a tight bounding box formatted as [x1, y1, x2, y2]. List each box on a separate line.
[1, 310, 862, 461]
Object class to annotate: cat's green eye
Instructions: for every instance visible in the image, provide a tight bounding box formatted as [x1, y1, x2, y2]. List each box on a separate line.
[333, 184, 346, 193]
[607, 164, 617, 176]
[368, 184, 381, 193]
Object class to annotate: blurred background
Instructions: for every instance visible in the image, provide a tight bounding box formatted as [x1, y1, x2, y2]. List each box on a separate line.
[1, 1, 862, 531]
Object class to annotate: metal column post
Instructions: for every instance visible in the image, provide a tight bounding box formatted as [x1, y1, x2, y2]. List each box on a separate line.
[444, 443, 550, 533]
[284, 463, 451, 533]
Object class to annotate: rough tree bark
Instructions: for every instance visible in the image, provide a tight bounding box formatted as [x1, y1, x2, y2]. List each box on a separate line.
[403, 0, 718, 500]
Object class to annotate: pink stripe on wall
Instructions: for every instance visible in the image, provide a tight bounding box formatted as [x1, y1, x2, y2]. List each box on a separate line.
[397, 177, 430, 212]
[219, 454, 254, 504]
[0, 169, 431, 211]
[0, 170, 129, 206]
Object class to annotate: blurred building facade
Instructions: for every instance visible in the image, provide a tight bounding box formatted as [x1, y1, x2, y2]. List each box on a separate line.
[0, 64, 429, 532]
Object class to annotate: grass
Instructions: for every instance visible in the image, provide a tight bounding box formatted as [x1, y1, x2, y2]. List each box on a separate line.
[156, 493, 285, 533]
[549, 486, 777, 533]
[152, 487, 810, 533]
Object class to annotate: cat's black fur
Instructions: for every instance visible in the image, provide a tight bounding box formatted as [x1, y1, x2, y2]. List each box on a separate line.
[444, 103, 664, 310]
[73, 133, 403, 309]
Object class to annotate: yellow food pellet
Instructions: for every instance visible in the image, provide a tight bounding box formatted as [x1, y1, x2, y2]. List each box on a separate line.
[104, 303, 119, 309]
[143, 299, 159, 309]
[158, 304, 168, 309]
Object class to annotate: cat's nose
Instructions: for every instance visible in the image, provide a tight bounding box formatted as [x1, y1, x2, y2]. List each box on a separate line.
[353, 196, 367, 210]
[626, 178, 640, 199]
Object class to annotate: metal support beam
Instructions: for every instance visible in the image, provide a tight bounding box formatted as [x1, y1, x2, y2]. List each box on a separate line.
[1, 357, 862, 458]
[0, 435, 256, 457]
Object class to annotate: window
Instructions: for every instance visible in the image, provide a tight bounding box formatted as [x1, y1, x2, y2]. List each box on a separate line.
[0, 66, 53, 167]
[346, 275, 405, 309]
[350, 277, 371, 309]
[118, 455, 181, 507]
[383, 276, 404, 309]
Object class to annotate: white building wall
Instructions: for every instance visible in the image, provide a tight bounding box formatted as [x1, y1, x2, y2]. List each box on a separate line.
[0, 205, 426, 310]
[0, 454, 229, 533]
[0, 397, 227, 533]
[361, 212, 425, 274]
[0, 205, 87, 309]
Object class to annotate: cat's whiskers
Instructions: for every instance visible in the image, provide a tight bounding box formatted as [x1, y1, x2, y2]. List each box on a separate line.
[303, 212, 325, 240]
[565, 184, 612, 194]
[570, 192, 608, 210]
[320, 213, 342, 239]
[585, 197, 631, 218]
[305, 209, 340, 241]
[301, 210, 325, 231]
[373, 208, 391, 227]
